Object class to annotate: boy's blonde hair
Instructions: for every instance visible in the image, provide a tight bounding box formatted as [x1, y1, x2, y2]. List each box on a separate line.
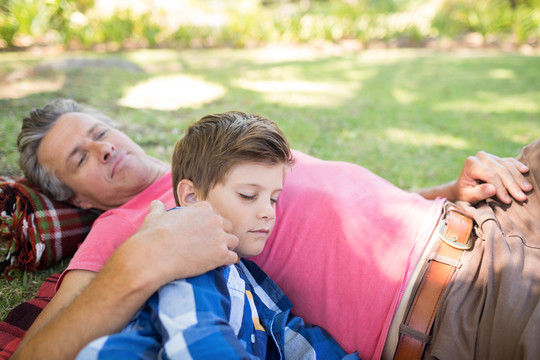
[172, 111, 294, 205]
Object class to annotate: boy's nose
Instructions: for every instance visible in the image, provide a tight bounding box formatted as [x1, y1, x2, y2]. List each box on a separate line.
[257, 202, 275, 221]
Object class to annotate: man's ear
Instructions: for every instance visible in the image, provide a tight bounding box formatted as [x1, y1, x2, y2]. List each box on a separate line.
[71, 196, 93, 210]
[176, 179, 199, 206]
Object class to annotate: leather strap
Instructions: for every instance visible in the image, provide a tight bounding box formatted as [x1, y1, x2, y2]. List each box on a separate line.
[394, 205, 474, 360]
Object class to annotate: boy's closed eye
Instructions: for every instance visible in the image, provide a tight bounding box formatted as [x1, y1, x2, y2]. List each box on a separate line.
[238, 193, 256, 201]
[238, 192, 280, 205]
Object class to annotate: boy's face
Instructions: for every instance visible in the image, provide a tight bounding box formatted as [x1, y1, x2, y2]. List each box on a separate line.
[205, 162, 285, 258]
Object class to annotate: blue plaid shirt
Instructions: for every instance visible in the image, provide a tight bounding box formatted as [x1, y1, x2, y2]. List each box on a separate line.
[77, 259, 359, 360]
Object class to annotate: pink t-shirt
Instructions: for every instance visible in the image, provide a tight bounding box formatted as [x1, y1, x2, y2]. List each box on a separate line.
[61, 150, 444, 359]
[252, 151, 444, 359]
[58, 173, 176, 286]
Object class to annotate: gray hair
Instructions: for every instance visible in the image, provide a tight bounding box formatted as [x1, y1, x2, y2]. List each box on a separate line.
[17, 99, 113, 202]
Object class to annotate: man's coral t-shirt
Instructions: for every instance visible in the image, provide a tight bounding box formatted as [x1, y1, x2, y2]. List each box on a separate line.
[62, 150, 443, 359]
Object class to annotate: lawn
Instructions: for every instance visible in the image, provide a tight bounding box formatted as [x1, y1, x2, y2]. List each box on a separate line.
[1, 46, 540, 319]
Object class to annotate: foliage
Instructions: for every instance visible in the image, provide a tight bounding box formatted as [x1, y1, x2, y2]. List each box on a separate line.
[0, 0, 538, 49]
[432, 0, 540, 43]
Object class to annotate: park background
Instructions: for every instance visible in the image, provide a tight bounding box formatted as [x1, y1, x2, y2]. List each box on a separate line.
[1, 0, 540, 319]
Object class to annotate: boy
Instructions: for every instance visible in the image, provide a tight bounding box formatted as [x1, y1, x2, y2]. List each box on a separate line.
[76, 111, 359, 359]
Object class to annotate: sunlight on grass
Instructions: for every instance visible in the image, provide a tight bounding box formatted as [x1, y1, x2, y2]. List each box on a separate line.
[392, 87, 418, 105]
[385, 128, 468, 149]
[488, 68, 516, 79]
[0, 77, 65, 99]
[357, 48, 436, 63]
[119, 75, 225, 110]
[126, 50, 185, 73]
[235, 79, 357, 106]
[434, 93, 539, 113]
[126, 49, 180, 62]
[495, 121, 540, 145]
[247, 44, 328, 64]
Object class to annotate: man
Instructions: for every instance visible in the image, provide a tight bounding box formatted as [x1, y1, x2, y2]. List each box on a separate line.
[13, 99, 533, 359]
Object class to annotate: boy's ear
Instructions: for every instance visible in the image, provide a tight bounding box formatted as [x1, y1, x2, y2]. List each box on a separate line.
[176, 179, 198, 206]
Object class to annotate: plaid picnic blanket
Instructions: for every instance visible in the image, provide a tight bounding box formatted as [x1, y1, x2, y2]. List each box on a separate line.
[0, 177, 99, 280]
[0, 272, 58, 359]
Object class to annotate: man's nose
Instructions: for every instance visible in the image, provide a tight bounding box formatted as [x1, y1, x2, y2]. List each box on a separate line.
[90, 141, 115, 163]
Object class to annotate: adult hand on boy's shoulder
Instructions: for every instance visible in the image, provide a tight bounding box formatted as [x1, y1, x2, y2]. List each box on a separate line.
[128, 200, 240, 285]
[13, 201, 239, 360]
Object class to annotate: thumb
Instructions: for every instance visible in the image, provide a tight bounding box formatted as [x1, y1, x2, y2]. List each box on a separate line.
[223, 250, 240, 266]
[465, 183, 496, 204]
[480, 183, 497, 198]
[148, 200, 167, 215]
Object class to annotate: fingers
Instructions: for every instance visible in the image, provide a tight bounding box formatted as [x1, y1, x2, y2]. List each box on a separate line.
[218, 214, 233, 234]
[472, 152, 531, 203]
[189, 201, 239, 265]
[466, 183, 497, 204]
[148, 200, 167, 214]
[226, 232, 239, 256]
[222, 248, 240, 265]
[216, 231, 239, 266]
[192, 201, 237, 246]
[211, 210, 239, 265]
[209, 232, 238, 267]
[475, 151, 530, 180]
[505, 158, 532, 190]
[507, 156, 530, 174]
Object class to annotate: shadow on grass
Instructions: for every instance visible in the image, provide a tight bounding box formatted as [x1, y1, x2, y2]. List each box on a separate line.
[1, 48, 539, 189]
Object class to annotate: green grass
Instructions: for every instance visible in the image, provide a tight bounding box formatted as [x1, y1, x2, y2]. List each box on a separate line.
[0, 260, 67, 320]
[1, 46, 540, 320]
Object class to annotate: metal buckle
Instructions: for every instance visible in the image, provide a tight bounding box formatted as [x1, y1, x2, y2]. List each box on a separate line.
[438, 206, 473, 250]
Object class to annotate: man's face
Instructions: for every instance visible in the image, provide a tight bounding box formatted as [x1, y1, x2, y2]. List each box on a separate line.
[37, 112, 164, 210]
[205, 162, 285, 258]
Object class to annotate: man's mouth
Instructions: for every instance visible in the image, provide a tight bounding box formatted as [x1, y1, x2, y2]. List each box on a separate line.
[111, 153, 127, 179]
